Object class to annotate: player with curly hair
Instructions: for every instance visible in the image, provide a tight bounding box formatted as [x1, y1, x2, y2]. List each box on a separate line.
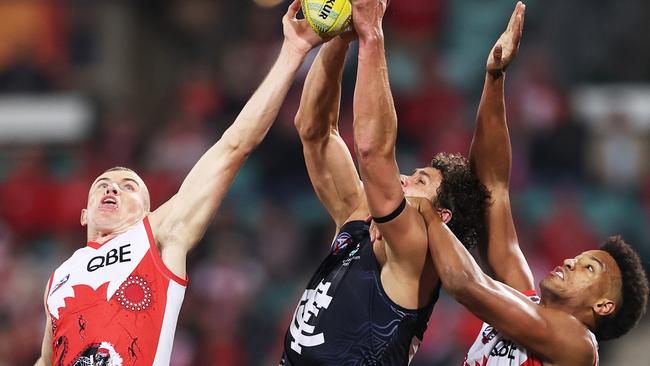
[415, 3, 649, 365]
[280, 1, 491, 364]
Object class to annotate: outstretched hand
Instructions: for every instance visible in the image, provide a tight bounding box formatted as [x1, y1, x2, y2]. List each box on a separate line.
[282, 0, 325, 55]
[487, 1, 526, 77]
[349, 0, 388, 41]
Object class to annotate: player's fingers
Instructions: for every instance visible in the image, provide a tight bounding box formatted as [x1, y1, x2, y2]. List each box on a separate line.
[286, 0, 301, 19]
[507, 1, 521, 30]
[513, 16, 523, 46]
[506, 3, 519, 30]
[513, 5, 525, 46]
[519, 4, 526, 35]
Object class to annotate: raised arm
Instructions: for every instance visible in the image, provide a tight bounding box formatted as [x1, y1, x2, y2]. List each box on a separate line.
[295, 35, 368, 229]
[415, 199, 595, 366]
[350, 0, 428, 269]
[149, 0, 322, 274]
[469, 1, 533, 292]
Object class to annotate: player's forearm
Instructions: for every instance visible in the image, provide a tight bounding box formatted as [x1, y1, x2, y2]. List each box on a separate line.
[421, 208, 487, 295]
[352, 36, 404, 216]
[472, 73, 535, 290]
[295, 38, 350, 142]
[223, 41, 307, 155]
[470, 73, 510, 188]
[353, 36, 397, 160]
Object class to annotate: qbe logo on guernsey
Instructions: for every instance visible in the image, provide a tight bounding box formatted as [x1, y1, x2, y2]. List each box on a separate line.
[289, 280, 333, 354]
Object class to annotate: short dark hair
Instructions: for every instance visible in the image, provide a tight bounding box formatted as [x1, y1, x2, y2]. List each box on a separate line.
[595, 235, 649, 341]
[430, 153, 490, 249]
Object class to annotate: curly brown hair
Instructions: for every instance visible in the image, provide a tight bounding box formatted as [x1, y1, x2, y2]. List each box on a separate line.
[595, 236, 649, 341]
[430, 153, 490, 249]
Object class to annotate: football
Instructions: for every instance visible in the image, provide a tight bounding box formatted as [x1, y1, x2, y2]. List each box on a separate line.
[302, 0, 352, 38]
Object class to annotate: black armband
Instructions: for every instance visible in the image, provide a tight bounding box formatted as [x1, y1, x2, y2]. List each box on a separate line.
[372, 198, 407, 224]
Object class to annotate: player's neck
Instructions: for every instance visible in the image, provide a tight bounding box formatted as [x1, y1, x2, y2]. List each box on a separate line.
[540, 295, 596, 331]
[86, 224, 132, 244]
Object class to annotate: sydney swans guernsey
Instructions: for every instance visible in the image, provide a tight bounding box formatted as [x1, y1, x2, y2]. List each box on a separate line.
[46, 217, 187, 366]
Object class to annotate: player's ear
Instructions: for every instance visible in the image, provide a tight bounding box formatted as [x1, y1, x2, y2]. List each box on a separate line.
[593, 298, 616, 317]
[80, 209, 88, 227]
[439, 208, 452, 224]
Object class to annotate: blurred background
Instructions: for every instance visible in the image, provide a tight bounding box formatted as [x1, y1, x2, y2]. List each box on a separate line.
[0, 0, 648, 365]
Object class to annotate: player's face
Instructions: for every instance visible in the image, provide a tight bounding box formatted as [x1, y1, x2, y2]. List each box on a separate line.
[83, 170, 150, 233]
[400, 167, 442, 202]
[540, 250, 621, 309]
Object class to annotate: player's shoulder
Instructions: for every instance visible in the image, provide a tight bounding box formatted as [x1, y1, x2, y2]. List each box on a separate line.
[542, 310, 597, 365]
[569, 327, 599, 366]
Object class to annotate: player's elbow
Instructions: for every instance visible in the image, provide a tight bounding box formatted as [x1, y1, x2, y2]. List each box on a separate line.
[294, 116, 329, 143]
[221, 129, 257, 158]
[231, 140, 255, 160]
[354, 138, 392, 162]
[441, 268, 479, 299]
[354, 125, 395, 161]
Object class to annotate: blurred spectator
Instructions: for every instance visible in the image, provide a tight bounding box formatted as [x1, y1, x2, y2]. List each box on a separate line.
[587, 113, 649, 188]
[533, 191, 598, 267]
[0, 1, 67, 89]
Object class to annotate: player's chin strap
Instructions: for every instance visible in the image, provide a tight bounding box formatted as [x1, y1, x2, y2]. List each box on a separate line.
[372, 198, 407, 224]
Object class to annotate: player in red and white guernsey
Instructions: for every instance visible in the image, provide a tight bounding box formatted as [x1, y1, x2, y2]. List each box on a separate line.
[33, 3, 325, 365]
[413, 2, 648, 366]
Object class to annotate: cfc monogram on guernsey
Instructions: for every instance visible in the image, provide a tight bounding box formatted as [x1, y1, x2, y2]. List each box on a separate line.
[46, 217, 187, 366]
[280, 221, 439, 366]
[463, 292, 600, 366]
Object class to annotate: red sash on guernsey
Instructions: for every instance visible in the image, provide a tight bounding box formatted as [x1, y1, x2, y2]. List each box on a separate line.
[46, 217, 187, 366]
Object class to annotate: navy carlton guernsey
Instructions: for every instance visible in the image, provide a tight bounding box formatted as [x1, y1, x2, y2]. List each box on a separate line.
[281, 220, 439, 365]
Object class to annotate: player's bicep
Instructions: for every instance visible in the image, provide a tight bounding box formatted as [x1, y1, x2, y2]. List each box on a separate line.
[485, 191, 534, 291]
[303, 134, 367, 227]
